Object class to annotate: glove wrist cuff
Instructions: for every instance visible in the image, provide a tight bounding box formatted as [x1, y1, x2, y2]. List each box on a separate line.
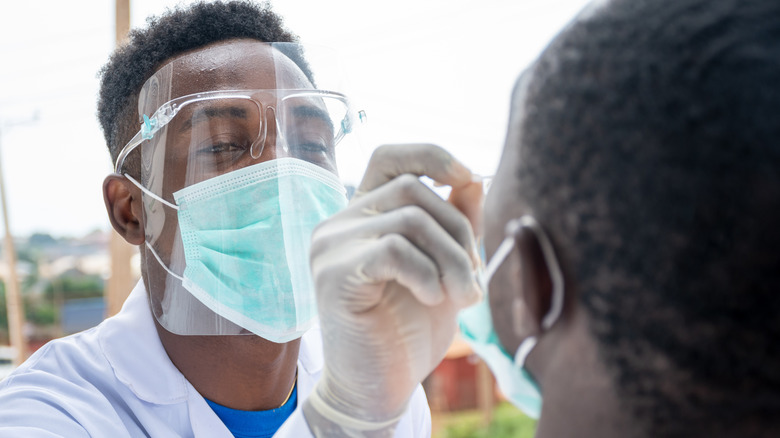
[306, 385, 404, 432]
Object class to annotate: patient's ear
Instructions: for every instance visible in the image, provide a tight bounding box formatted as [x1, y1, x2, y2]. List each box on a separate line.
[514, 224, 555, 338]
[103, 174, 145, 245]
[490, 221, 555, 355]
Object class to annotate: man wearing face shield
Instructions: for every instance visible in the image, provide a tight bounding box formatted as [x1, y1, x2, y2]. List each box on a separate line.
[311, 0, 780, 437]
[0, 2, 486, 437]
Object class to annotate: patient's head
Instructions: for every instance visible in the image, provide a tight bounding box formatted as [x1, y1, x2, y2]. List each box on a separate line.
[485, 0, 780, 435]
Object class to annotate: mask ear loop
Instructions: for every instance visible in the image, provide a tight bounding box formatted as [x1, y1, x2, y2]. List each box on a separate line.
[480, 235, 515, 288]
[123, 173, 179, 211]
[122, 173, 186, 282]
[477, 217, 523, 294]
[511, 215, 565, 368]
[144, 241, 185, 282]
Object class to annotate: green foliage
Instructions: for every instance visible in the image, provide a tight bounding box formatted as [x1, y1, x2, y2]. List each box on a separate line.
[44, 275, 104, 299]
[436, 403, 537, 438]
[0, 233, 106, 339]
[0, 272, 104, 333]
[15, 246, 40, 264]
[27, 233, 58, 247]
[25, 301, 57, 325]
[0, 281, 59, 331]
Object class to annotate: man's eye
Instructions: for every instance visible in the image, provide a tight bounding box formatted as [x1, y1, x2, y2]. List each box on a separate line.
[290, 141, 337, 172]
[292, 142, 329, 154]
[290, 142, 337, 162]
[200, 140, 248, 154]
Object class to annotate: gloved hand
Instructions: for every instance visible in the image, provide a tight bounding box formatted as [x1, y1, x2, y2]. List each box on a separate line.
[303, 144, 483, 437]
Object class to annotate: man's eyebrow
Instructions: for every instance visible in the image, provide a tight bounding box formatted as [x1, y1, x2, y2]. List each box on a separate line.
[178, 106, 249, 133]
[291, 105, 335, 135]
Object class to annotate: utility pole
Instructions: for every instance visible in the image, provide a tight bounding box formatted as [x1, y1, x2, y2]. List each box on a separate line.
[115, 0, 130, 44]
[106, 0, 137, 317]
[0, 114, 38, 366]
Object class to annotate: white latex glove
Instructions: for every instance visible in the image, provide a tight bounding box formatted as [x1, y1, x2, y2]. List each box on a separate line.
[303, 144, 483, 437]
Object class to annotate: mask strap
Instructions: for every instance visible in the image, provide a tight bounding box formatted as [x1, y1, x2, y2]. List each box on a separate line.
[144, 241, 185, 282]
[517, 216, 564, 330]
[478, 216, 526, 291]
[123, 173, 180, 211]
[481, 235, 515, 287]
[515, 335, 538, 368]
[122, 174, 183, 281]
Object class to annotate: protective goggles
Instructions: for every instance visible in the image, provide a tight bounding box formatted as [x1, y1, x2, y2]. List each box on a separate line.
[115, 88, 361, 206]
[115, 88, 358, 176]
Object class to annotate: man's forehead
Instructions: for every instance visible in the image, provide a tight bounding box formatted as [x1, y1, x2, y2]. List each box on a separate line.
[147, 39, 308, 91]
[167, 39, 308, 94]
[138, 39, 312, 117]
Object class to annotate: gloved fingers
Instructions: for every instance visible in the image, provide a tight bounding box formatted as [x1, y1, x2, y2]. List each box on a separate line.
[315, 205, 479, 307]
[336, 233, 444, 308]
[311, 235, 442, 310]
[362, 233, 449, 306]
[344, 173, 479, 266]
[355, 144, 473, 196]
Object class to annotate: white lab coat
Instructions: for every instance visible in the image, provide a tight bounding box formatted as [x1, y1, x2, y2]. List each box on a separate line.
[0, 281, 431, 437]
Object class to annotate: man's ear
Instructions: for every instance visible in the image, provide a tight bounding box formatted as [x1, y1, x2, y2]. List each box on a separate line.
[491, 222, 555, 355]
[103, 173, 145, 245]
[514, 224, 554, 338]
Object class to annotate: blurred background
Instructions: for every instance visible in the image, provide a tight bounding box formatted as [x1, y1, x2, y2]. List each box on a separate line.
[0, 0, 590, 436]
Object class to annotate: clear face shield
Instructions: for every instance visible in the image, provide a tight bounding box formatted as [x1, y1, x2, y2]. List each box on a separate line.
[114, 42, 366, 341]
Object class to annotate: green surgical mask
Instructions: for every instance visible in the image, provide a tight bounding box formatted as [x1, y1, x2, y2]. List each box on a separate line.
[132, 158, 348, 342]
[459, 293, 543, 418]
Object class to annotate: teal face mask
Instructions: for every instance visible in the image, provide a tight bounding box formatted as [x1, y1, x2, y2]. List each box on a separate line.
[458, 216, 564, 419]
[130, 157, 348, 343]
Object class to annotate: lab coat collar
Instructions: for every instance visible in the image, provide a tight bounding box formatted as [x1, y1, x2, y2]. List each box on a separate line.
[99, 280, 189, 405]
[98, 280, 324, 406]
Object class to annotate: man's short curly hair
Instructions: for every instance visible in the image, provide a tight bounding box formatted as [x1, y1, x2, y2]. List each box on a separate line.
[515, 0, 780, 435]
[97, 1, 303, 172]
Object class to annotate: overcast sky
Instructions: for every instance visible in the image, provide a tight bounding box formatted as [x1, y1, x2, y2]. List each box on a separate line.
[0, 0, 590, 238]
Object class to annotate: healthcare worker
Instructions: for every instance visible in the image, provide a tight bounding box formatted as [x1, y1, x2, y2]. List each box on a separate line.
[311, 0, 780, 436]
[0, 2, 482, 437]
